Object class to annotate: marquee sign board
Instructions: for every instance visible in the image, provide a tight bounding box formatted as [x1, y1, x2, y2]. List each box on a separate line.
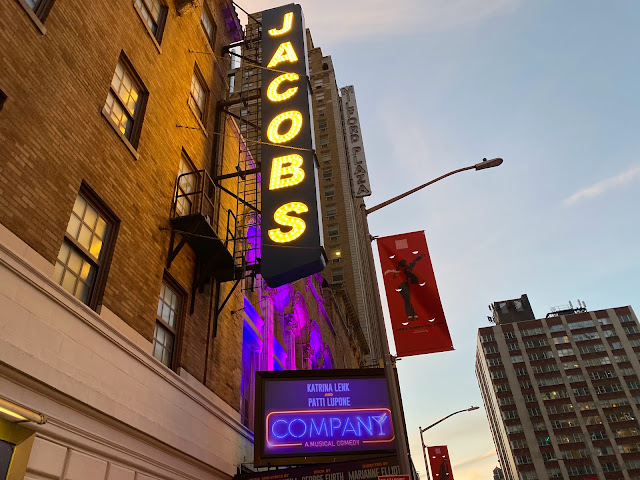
[260, 4, 325, 288]
[340, 86, 372, 198]
[254, 369, 395, 466]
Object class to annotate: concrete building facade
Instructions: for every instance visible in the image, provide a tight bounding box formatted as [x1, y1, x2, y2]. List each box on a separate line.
[0, 0, 366, 477]
[476, 296, 640, 480]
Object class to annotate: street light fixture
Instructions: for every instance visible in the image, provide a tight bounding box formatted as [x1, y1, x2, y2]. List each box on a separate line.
[365, 158, 503, 215]
[419, 406, 479, 480]
[361, 157, 500, 478]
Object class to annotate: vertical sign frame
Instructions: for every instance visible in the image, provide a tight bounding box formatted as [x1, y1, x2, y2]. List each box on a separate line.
[340, 85, 372, 197]
[260, 4, 325, 288]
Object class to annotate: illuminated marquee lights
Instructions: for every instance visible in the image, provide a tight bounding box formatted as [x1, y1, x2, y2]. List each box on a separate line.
[266, 408, 394, 447]
[267, 110, 303, 144]
[267, 41, 299, 68]
[268, 11, 293, 36]
[267, 73, 300, 102]
[268, 202, 309, 243]
[270, 154, 305, 190]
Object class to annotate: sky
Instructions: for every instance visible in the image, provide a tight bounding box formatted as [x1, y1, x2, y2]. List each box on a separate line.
[240, 1, 640, 478]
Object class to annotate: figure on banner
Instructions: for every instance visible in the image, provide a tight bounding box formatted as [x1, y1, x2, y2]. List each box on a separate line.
[439, 457, 451, 479]
[384, 252, 429, 325]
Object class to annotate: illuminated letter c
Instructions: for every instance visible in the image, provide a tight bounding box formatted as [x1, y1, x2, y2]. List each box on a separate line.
[267, 73, 300, 103]
[271, 419, 288, 439]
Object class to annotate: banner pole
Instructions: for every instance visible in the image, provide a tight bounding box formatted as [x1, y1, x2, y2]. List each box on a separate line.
[361, 204, 412, 477]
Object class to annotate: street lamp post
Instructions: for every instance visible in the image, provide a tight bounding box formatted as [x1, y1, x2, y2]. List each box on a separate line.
[365, 158, 503, 216]
[419, 406, 480, 480]
[362, 158, 502, 479]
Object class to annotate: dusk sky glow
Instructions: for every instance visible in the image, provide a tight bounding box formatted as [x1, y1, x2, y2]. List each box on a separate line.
[242, 2, 640, 478]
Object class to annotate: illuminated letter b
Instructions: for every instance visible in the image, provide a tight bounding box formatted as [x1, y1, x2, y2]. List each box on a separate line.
[270, 155, 305, 190]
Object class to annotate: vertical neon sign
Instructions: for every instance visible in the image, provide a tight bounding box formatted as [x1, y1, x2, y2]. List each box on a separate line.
[261, 4, 325, 288]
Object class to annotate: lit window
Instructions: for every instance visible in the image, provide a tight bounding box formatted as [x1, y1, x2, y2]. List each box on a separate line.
[175, 152, 196, 216]
[201, 4, 216, 48]
[23, 0, 55, 21]
[54, 187, 117, 309]
[153, 280, 182, 369]
[104, 56, 147, 146]
[188, 65, 208, 122]
[330, 246, 341, 263]
[134, 0, 167, 42]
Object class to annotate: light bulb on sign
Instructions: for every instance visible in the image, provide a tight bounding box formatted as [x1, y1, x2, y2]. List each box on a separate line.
[267, 42, 299, 68]
[268, 12, 293, 36]
[268, 202, 309, 243]
[267, 111, 303, 144]
[267, 73, 300, 102]
[270, 154, 305, 190]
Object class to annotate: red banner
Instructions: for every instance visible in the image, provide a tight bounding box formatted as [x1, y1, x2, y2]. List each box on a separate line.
[427, 446, 454, 480]
[377, 231, 453, 357]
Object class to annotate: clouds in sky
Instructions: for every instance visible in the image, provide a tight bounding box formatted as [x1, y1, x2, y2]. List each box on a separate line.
[240, 0, 519, 43]
[564, 163, 640, 206]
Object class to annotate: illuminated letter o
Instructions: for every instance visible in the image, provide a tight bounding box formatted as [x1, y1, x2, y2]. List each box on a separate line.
[288, 418, 307, 438]
[267, 111, 303, 144]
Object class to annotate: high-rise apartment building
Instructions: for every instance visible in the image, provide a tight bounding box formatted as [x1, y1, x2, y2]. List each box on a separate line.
[0, 0, 367, 477]
[228, 17, 385, 362]
[476, 295, 640, 480]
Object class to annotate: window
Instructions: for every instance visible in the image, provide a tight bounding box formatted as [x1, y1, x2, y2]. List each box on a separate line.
[511, 355, 524, 363]
[549, 324, 565, 333]
[153, 279, 183, 369]
[507, 342, 519, 351]
[488, 358, 502, 366]
[525, 339, 547, 348]
[481, 334, 495, 342]
[554, 335, 569, 345]
[523, 394, 536, 403]
[316, 92, 325, 103]
[329, 246, 341, 263]
[200, 3, 217, 48]
[491, 370, 505, 379]
[598, 316, 613, 325]
[188, 65, 208, 123]
[331, 268, 344, 284]
[327, 224, 339, 241]
[556, 348, 574, 357]
[175, 152, 196, 216]
[104, 55, 147, 147]
[520, 380, 533, 389]
[326, 204, 337, 220]
[22, 0, 55, 22]
[314, 78, 323, 89]
[484, 346, 498, 354]
[54, 187, 117, 309]
[317, 106, 326, 117]
[321, 151, 331, 164]
[515, 367, 527, 376]
[325, 186, 335, 201]
[568, 319, 595, 330]
[510, 439, 526, 449]
[318, 120, 328, 131]
[504, 332, 515, 339]
[323, 168, 333, 182]
[0, 89, 6, 111]
[319, 134, 329, 148]
[134, 0, 167, 43]
[527, 408, 541, 417]
[502, 409, 519, 419]
[619, 314, 634, 323]
[521, 327, 544, 337]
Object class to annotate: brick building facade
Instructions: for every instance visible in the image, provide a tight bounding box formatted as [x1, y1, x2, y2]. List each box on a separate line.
[0, 0, 368, 477]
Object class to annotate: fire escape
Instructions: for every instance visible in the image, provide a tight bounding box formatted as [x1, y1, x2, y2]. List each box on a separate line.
[165, 10, 265, 318]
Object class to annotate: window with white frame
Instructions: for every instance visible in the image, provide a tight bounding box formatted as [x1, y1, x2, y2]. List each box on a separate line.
[134, 0, 167, 42]
[201, 3, 217, 48]
[153, 279, 183, 369]
[55, 187, 117, 309]
[188, 65, 208, 122]
[104, 55, 147, 146]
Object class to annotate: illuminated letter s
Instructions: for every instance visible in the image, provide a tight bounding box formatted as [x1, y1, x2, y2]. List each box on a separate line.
[268, 202, 308, 243]
[269, 154, 305, 190]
